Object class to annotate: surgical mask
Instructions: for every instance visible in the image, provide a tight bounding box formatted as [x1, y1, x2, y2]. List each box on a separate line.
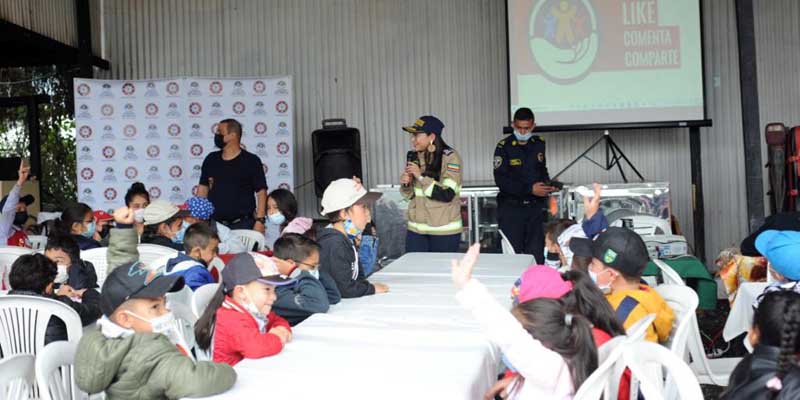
[589, 269, 612, 294]
[214, 134, 226, 149]
[126, 310, 177, 335]
[545, 251, 561, 269]
[243, 288, 268, 321]
[308, 268, 320, 280]
[133, 208, 146, 223]
[13, 211, 28, 226]
[172, 221, 189, 244]
[55, 264, 69, 284]
[513, 130, 533, 142]
[268, 212, 286, 226]
[82, 221, 96, 238]
[343, 218, 362, 241]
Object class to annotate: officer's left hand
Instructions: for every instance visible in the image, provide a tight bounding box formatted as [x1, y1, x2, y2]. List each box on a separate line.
[405, 162, 422, 178]
[253, 220, 266, 233]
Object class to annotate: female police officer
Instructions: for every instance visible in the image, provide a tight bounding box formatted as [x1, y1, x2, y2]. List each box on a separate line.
[399, 115, 463, 253]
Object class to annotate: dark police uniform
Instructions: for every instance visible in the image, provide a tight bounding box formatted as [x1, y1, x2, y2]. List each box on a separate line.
[493, 134, 549, 264]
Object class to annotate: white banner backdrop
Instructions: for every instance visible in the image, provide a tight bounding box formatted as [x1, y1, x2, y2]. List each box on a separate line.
[73, 77, 294, 213]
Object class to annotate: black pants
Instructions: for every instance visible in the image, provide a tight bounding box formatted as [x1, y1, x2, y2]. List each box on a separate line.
[498, 202, 546, 264]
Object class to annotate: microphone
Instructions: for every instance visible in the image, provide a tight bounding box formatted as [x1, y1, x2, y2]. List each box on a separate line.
[403, 151, 419, 187]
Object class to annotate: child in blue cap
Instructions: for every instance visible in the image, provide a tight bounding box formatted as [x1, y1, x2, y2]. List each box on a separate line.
[754, 230, 800, 307]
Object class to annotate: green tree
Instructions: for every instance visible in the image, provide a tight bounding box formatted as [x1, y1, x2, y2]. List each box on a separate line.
[0, 66, 79, 210]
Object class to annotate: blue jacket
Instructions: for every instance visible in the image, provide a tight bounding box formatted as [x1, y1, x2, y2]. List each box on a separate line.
[273, 270, 337, 326]
[165, 253, 215, 291]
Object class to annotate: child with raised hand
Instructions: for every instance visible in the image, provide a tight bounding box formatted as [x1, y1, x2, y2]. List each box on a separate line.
[194, 252, 296, 366]
[544, 183, 608, 271]
[721, 290, 800, 399]
[74, 262, 235, 399]
[453, 244, 598, 399]
[0, 159, 33, 247]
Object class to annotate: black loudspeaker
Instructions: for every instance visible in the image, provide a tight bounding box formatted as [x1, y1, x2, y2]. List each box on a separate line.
[312, 119, 362, 198]
[0, 157, 22, 181]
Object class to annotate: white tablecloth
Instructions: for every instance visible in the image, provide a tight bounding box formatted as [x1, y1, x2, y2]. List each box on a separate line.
[197, 252, 533, 400]
[722, 282, 768, 342]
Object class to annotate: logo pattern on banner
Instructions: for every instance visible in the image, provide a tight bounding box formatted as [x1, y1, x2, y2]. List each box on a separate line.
[74, 77, 294, 210]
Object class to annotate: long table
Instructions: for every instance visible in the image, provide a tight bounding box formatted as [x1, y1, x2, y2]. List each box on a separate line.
[197, 252, 533, 400]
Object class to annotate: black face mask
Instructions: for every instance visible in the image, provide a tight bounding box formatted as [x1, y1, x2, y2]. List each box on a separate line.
[13, 211, 28, 226]
[546, 251, 561, 261]
[214, 134, 225, 149]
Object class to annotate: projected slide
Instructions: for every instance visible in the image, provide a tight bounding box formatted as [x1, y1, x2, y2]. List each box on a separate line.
[509, 0, 705, 126]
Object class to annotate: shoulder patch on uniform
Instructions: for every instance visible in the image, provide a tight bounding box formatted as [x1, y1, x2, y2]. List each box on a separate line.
[446, 163, 460, 173]
[536, 135, 545, 142]
[511, 140, 518, 146]
[443, 148, 454, 156]
[510, 159, 522, 166]
[494, 156, 502, 169]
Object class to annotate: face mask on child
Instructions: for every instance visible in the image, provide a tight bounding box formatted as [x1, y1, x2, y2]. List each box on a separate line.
[544, 250, 561, 269]
[82, 221, 96, 238]
[343, 218, 362, 240]
[172, 221, 189, 244]
[589, 269, 612, 294]
[126, 310, 178, 335]
[268, 212, 286, 226]
[242, 288, 268, 321]
[55, 264, 69, 284]
[133, 208, 146, 223]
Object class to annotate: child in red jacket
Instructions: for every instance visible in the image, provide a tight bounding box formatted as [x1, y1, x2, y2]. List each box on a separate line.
[194, 252, 297, 366]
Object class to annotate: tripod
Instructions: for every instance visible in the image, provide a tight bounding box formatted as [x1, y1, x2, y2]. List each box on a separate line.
[552, 130, 645, 183]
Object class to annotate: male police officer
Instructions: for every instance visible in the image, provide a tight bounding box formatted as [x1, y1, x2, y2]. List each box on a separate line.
[493, 108, 555, 263]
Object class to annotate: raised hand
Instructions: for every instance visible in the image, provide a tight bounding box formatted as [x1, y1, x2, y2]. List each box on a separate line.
[16, 159, 30, 186]
[451, 243, 480, 290]
[584, 183, 602, 220]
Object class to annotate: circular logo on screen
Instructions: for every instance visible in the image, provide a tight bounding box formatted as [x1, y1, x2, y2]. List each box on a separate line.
[254, 122, 267, 135]
[528, 0, 598, 84]
[104, 188, 118, 201]
[190, 144, 204, 157]
[168, 123, 181, 137]
[102, 146, 116, 159]
[189, 102, 202, 116]
[253, 80, 266, 94]
[232, 101, 246, 115]
[122, 83, 135, 96]
[275, 101, 289, 114]
[80, 168, 94, 181]
[125, 166, 139, 180]
[169, 165, 183, 178]
[78, 125, 92, 139]
[167, 81, 180, 95]
[145, 103, 159, 116]
[123, 124, 137, 138]
[209, 81, 223, 94]
[77, 83, 91, 96]
[101, 104, 114, 117]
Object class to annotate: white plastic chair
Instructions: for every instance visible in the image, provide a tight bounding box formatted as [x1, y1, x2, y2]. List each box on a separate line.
[0, 353, 35, 400]
[625, 313, 656, 342]
[623, 341, 704, 400]
[80, 247, 109, 288]
[208, 256, 225, 281]
[192, 283, 221, 319]
[652, 259, 684, 286]
[0, 295, 83, 357]
[230, 230, 266, 252]
[574, 336, 627, 400]
[136, 244, 179, 267]
[167, 285, 197, 352]
[28, 235, 48, 251]
[497, 230, 516, 255]
[655, 284, 698, 357]
[0, 246, 36, 290]
[35, 340, 87, 400]
[687, 316, 740, 386]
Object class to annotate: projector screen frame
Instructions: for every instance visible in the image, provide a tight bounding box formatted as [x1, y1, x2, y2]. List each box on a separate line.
[505, 0, 711, 131]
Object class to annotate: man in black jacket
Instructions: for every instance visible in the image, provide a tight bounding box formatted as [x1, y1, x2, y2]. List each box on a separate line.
[8, 253, 102, 344]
